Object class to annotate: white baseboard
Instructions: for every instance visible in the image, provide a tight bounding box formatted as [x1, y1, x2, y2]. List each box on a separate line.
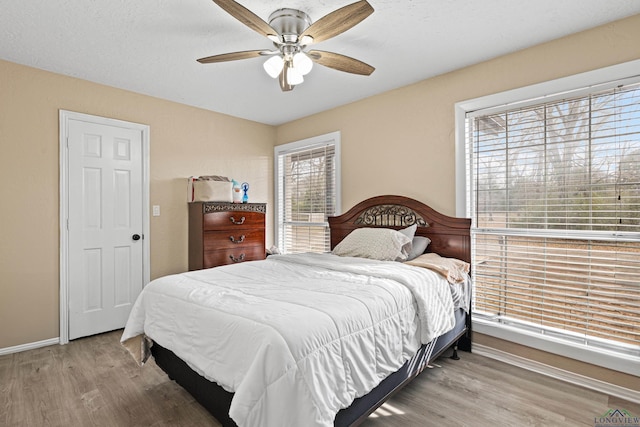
[474, 344, 640, 405]
[0, 337, 60, 356]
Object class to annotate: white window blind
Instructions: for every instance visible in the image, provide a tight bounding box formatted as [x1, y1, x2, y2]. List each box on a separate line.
[275, 134, 340, 254]
[466, 82, 640, 364]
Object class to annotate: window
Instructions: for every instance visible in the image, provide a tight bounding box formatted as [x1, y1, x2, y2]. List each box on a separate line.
[457, 63, 640, 375]
[274, 132, 341, 254]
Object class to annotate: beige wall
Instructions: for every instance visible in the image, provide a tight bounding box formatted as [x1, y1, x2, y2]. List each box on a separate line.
[474, 334, 639, 391]
[0, 59, 275, 348]
[276, 14, 640, 218]
[276, 14, 640, 389]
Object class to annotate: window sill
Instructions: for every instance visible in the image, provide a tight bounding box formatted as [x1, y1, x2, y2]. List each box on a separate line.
[473, 317, 640, 377]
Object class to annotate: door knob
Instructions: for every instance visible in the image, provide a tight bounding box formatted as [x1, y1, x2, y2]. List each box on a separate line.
[132, 234, 141, 241]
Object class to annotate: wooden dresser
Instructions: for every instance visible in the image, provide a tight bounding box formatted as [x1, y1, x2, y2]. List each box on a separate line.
[188, 202, 266, 271]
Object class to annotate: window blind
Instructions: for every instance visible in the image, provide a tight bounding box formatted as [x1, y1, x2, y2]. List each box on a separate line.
[277, 143, 337, 254]
[467, 82, 640, 359]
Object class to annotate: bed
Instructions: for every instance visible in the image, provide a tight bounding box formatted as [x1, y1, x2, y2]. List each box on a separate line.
[121, 195, 472, 427]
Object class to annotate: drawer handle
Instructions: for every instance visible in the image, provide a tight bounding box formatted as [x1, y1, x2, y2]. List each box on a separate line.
[229, 253, 246, 263]
[229, 216, 246, 225]
[229, 235, 246, 244]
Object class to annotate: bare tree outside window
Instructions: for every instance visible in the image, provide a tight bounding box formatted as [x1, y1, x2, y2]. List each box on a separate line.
[470, 84, 640, 352]
[278, 143, 337, 254]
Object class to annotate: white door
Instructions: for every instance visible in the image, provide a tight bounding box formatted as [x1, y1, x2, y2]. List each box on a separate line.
[67, 118, 144, 340]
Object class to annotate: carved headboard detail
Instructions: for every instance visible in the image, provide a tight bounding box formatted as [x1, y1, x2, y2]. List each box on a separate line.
[354, 204, 428, 227]
[329, 195, 471, 263]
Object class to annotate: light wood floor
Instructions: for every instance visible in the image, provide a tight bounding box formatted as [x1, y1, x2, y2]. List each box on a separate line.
[1, 330, 638, 426]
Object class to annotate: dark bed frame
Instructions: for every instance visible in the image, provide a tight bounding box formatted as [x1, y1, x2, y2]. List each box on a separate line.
[151, 195, 472, 427]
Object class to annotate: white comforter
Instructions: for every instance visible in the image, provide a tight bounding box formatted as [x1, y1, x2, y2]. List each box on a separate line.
[121, 253, 457, 427]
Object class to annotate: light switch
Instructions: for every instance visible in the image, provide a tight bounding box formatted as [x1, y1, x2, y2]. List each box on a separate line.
[152, 205, 160, 216]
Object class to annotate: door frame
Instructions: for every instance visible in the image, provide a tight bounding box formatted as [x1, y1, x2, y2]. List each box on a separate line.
[59, 110, 151, 344]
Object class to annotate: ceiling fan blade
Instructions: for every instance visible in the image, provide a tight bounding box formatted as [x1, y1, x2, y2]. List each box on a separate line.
[197, 50, 268, 64]
[212, 0, 278, 39]
[299, 0, 373, 44]
[307, 50, 375, 76]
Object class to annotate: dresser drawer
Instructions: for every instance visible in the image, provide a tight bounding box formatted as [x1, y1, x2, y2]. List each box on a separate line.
[203, 229, 265, 251]
[203, 245, 265, 268]
[203, 210, 264, 231]
[189, 202, 266, 271]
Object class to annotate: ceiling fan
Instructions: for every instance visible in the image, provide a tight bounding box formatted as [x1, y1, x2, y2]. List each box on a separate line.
[197, 0, 375, 92]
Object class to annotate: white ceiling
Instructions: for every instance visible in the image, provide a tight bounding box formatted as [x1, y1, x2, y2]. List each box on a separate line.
[2, 1, 640, 126]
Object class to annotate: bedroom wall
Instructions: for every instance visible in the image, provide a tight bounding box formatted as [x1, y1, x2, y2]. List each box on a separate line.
[2, 12, 638, 391]
[0, 59, 275, 349]
[276, 14, 640, 391]
[276, 13, 640, 218]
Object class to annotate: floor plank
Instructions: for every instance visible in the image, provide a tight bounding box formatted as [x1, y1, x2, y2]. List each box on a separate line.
[0, 330, 637, 426]
[365, 356, 639, 427]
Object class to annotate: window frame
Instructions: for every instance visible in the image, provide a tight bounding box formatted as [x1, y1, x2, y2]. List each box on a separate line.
[274, 131, 341, 254]
[455, 59, 640, 375]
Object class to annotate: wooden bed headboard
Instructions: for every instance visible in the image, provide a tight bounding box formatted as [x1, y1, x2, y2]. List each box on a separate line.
[328, 195, 471, 263]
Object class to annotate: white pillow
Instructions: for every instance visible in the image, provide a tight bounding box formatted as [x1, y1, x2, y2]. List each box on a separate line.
[398, 224, 417, 240]
[407, 236, 431, 261]
[332, 228, 412, 261]
[398, 224, 418, 260]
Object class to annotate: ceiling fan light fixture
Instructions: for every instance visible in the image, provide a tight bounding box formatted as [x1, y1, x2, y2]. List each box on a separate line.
[293, 52, 313, 75]
[263, 55, 284, 78]
[286, 64, 304, 85]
